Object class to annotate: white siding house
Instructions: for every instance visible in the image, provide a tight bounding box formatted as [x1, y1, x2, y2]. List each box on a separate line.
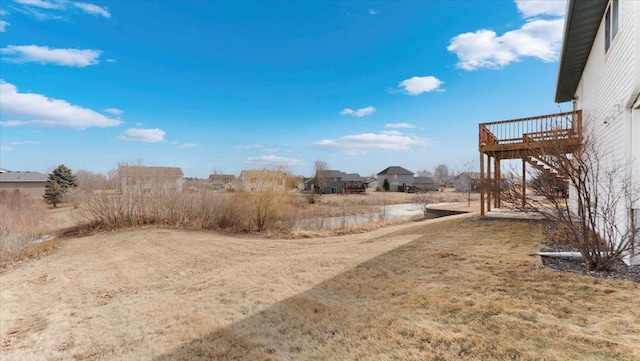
[556, 0, 640, 264]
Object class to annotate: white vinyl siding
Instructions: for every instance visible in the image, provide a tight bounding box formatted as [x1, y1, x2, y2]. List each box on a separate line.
[574, 1, 639, 264]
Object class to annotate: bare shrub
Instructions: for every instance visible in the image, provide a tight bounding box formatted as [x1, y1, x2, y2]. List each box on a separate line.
[502, 137, 639, 271]
[413, 191, 437, 219]
[0, 190, 51, 264]
[79, 191, 252, 232]
[237, 168, 289, 232]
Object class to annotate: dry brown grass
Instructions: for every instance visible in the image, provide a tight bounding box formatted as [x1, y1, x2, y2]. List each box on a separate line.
[1, 216, 638, 360]
[0, 190, 56, 267]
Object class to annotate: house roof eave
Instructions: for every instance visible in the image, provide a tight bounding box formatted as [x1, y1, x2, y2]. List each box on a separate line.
[555, 0, 608, 103]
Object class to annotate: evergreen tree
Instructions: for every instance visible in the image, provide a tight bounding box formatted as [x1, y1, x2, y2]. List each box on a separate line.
[44, 179, 63, 207]
[50, 164, 77, 191]
[383, 178, 390, 192]
[43, 164, 77, 207]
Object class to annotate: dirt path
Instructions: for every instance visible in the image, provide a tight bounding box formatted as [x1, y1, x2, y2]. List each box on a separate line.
[0, 213, 473, 360]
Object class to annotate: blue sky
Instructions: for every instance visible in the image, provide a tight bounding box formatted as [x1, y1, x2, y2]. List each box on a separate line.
[0, 0, 569, 178]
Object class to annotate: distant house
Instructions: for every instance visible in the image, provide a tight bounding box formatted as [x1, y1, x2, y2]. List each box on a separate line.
[365, 177, 378, 190]
[313, 170, 365, 194]
[377, 166, 414, 191]
[0, 170, 48, 197]
[237, 169, 287, 192]
[454, 173, 481, 193]
[208, 174, 236, 191]
[342, 173, 366, 194]
[455, 172, 518, 193]
[119, 165, 184, 194]
[413, 176, 438, 192]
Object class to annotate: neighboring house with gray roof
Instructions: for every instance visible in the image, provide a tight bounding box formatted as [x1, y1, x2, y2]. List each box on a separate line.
[119, 165, 184, 194]
[314, 170, 365, 194]
[0, 170, 48, 197]
[413, 176, 438, 192]
[377, 166, 414, 191]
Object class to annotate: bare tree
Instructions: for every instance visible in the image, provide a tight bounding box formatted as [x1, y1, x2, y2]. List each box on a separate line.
[75, 170, 108, 193]
[461, 159, 478, 206]
[416, 169, 432, 177]
[434, 164, 449, 190]
[310, 160, 329, 203]
[501, 137, 639, 271]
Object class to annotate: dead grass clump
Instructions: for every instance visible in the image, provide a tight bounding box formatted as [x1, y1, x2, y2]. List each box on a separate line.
[79, 191, 253, 232]
[0, 190, 52, 265]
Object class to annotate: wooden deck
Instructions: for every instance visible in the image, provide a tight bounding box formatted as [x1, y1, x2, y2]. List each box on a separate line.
[478, 110, 582, 215]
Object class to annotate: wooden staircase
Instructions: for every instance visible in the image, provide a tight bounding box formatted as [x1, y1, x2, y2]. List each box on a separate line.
[478, 110, 582, 214]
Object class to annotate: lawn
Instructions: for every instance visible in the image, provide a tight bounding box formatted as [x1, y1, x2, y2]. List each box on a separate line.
[1, 215, 638, 360]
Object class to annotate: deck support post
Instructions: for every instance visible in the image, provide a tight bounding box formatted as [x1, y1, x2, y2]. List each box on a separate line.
[494, 155, 501, 208]
[480, 152, 485, 216]
[522, 158, 527, 208]
[487, 154, 492, 212]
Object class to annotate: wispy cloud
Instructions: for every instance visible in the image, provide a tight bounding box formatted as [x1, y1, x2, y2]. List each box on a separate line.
[179, 143, 199, 149]
[397, 76, 443, 95]
[385, 122, 415, 129]
[244, 155, 303, 167]
[104, 108, 123, 117]
[448, 0, 565, 71]
[73, 2, 110, 18]
[9, 141, 40, 146]
[0, 21, 9, 32]
[315, 130, 431, 155]
[14, 0, 63, 10]
[1, 45, 102, 67]
[0, 80, 122, 129]
[0, 141, 40, 152]
[105, 58, 116, 63]
[340, 106, 376, 117]
[117, 128, 166, 143]
[13, 0, 111, 20]
[369, 9, 377, 16]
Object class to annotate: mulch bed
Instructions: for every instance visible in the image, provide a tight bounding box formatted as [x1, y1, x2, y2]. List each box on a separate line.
[541, 242, 640, 283]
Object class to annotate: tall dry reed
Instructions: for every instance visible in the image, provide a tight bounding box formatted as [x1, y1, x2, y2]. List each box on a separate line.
[0, 190, 51, 264]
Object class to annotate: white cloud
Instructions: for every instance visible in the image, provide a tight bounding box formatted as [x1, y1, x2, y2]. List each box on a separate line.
[340, 106, 376, 117]
[0, 80, 122, 129]
[385, 122, 415, 129]
[105, 58, 116, 63]
[73, 2, 110, 18]
[397, 76, 443, 95]
[369, 9, 377, 15]
[14, 0, 63, 10]
[514, 0, 566, 18]
[244, 155, 304, 167]
[448, 0, 565, 71]
[315, 131, 431, 155]
[0, 21, 9, 32]
[0, 145, 13, 152]
[0, 10, 8, 16]
[448, 19, 564, 71]
[117, 128, 166, 143]
[1, 45, 102, 67]
[104, 108, 123, 116]
[179, 143, 198, 149]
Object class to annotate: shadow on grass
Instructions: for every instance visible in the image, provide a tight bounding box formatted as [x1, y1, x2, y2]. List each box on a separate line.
[153, 218, 640, 361]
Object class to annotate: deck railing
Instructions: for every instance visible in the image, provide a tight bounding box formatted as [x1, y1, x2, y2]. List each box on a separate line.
[479, 110, 582, 148]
